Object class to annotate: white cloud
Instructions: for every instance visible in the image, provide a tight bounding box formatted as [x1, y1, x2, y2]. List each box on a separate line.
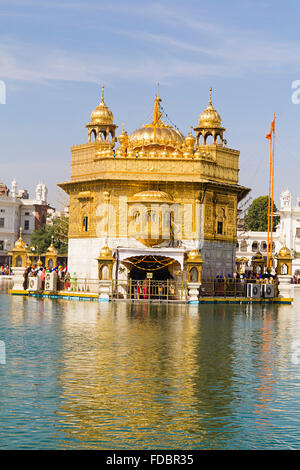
[0, 1, 300, 85]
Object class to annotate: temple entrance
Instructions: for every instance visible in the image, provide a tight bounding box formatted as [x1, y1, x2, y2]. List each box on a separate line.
[122, 255, 182, 300]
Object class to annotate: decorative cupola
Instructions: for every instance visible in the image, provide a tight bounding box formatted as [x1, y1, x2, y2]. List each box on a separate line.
[184, 126, 196, 156]
[86, 85, 118, 146]
[186, 249, 204, 283]
[97, 245, 115, 280]
[277, 244, 293, 275]
[118, 123, 129, 154]
[194, 88, 226, 146]
[252, 251, 265, 275]
[8, 227, 29, 268]
[280, 189, 291, 209]
[44, 236, 58, 269]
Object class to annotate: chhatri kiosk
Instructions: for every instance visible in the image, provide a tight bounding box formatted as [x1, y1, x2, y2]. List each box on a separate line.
[59, 87, 250, 299]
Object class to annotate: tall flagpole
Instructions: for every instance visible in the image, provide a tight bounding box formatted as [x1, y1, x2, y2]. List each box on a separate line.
[269, 113, 275, 269]
[267, 134, 273, 269]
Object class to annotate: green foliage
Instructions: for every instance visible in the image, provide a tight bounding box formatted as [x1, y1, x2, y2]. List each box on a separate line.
[30, 215, 69, 254]
[244, 196, 279, 232]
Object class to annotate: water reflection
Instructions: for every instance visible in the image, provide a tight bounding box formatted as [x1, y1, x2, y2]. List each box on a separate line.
[1, 295, 300, 449]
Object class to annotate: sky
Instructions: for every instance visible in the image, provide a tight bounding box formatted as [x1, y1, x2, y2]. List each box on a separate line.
[0, 0, 300, 209]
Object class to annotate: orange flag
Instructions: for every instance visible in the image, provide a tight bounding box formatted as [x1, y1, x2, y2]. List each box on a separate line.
[266, 116, 275, 140]
[266, 131, 272, 140]
[271, 116, 275, 133]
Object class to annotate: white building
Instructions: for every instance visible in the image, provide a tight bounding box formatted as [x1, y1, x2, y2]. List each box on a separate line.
[0, 180, 50, 264]
[237, 189, 300, 275]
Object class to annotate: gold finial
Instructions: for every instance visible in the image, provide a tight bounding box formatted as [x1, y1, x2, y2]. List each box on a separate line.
[209, 87, 212, 105]
[190, 125, 193, 135]
[101, 84, 105, 103]
[122, 122, 125, 132]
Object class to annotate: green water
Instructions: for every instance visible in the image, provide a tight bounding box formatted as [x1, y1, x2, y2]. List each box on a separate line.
[1, 292, 300, 449]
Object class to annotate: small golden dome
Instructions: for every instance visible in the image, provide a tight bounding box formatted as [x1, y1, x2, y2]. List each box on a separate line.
[279, 245, 291, 257]
[13, 228, 27, 250]
[90, 85, 114, 125]
[131, 190, 173, 204]
[187, 249, 202, 260]
[198, 88, 222, 128]
[118, 123, 128, 148]
[253, 251, 264, 261]
[100, 245, 113, 257]
[47, 238, 57, 254]
[185, 126, 196, 148]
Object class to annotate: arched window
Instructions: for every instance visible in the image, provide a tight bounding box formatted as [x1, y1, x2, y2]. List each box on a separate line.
[215, 134, 222, 144]
[100, 131, 107, 142]
[101, 265, 109, 280]
[134, 212, 140, 223]
[261, 241, 267, 252]
[281, 264, 288, 275]
[82, 216, 88, 232]
[205, 133, 213, 145]
[152, 212, 157, 223]
[252, 241, 258, 252]
[91, 129, 97, 142]
[236, 242, 239, 249]
[190, 267, 198, 282]
[217, 221, 223, 235]
[163, 213, 170, 226]
[240, 240, 247, 252]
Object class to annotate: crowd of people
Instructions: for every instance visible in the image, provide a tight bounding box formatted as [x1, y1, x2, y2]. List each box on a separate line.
[23, 265, 71, 290]
[0, 265, 9, 275]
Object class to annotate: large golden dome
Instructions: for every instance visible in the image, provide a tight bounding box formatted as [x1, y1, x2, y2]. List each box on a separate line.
[198, 88, 222, 128]
[90, 85, 114, 125]
[128, 96, 184, 150]
[129, 121, 184, 149]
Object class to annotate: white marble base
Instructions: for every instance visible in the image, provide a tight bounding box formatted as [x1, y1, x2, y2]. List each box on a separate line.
[99, 280, 112, 300]
[11, 267, 26, 291]
[277, 275, 294, 299]
[187, 282, 201, 302]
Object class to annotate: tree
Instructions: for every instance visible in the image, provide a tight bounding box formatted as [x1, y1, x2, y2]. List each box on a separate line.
[30, 215, 69, 254]
[244, 196, 279, 232]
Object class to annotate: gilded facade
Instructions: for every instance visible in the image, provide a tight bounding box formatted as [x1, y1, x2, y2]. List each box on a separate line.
[59, 86, 250, 283]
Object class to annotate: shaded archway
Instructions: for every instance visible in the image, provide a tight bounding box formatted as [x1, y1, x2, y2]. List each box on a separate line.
[127, 255, 174, 281]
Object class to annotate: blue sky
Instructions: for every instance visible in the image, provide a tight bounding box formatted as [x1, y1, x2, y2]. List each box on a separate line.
[0, 0, 300, 208]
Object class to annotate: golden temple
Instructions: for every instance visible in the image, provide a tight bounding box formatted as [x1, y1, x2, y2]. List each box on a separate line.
[58, 86, 250, 290]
